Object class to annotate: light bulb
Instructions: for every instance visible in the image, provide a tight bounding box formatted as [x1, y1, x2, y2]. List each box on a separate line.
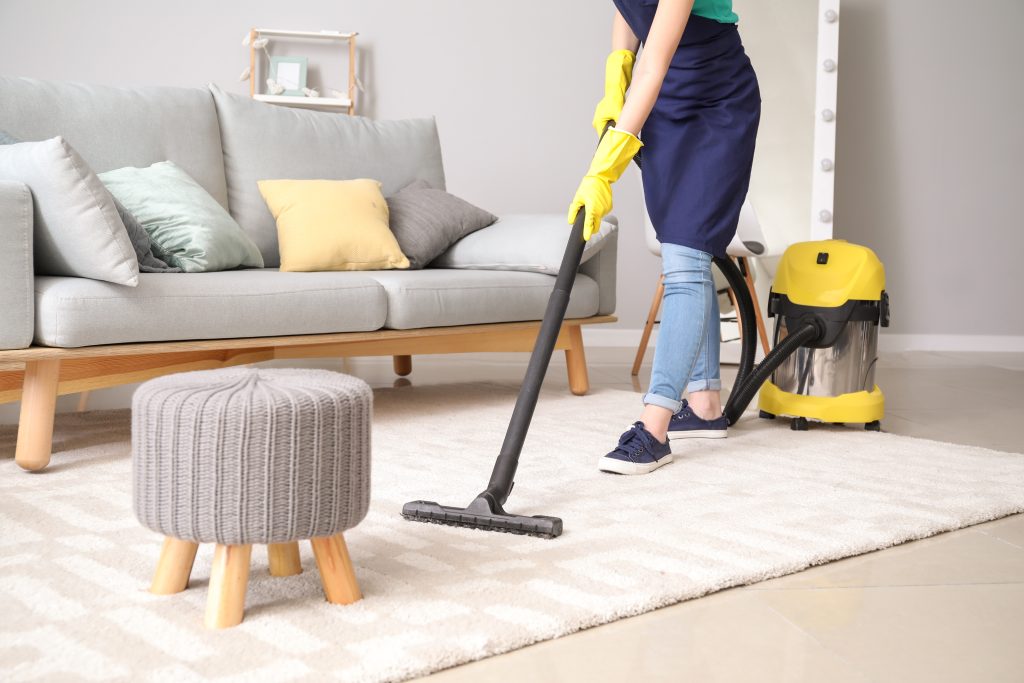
[821, 159, 834, 172]
[822, 109, 835, 122]
[823, 59, 837, 73]
[825, 9, 838, 23]
[819, 210, 833, 223]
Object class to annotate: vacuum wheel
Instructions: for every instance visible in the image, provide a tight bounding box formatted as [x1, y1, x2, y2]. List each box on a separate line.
[759, 410, 776, 420]
[790, 417, 809, 431]
[864, 420, 882, 432]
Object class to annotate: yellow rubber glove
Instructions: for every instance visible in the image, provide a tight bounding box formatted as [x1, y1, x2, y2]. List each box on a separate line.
[592, 50, 636, 137]
[568, 127, 643, 241]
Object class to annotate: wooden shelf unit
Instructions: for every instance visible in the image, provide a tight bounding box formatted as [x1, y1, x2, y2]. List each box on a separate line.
[248, 27, 358, 115]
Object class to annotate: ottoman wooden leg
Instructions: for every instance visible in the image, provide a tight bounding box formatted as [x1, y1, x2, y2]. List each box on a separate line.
[310, 534, 361, 605]
[267, 542, 302, 577]
[150, 537, 199, 595]
[205, 544, 252, 629]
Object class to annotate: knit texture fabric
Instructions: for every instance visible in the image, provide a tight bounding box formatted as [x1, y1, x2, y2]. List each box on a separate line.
[132, 367, 371, 544]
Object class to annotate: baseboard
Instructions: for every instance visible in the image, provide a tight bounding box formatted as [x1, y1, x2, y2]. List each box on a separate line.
[585, 327, 1024, 354]
[878, 334, 1024, 353]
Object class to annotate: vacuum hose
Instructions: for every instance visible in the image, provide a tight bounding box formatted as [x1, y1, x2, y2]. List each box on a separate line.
[723, 321, 821, 425]
[711, 256, 757, 390]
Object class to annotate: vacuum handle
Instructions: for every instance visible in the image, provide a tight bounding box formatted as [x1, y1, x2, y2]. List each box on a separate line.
[482, 128, 612, 506]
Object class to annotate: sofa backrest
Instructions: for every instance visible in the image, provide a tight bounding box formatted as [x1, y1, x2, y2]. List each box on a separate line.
[209, 86, 447, 268]
[0, 77, 229, 209]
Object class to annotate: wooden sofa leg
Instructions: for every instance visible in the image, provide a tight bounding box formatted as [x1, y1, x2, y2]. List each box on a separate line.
[564, 325, 590, 396]
[15, 359, 61, 472]
[393, 355, 412, 377]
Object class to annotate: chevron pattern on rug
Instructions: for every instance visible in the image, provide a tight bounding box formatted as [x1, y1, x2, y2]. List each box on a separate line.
[2, 382, 1023, 682]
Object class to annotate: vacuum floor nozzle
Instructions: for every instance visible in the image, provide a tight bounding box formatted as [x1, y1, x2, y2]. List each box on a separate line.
[402, 497, 563, 539]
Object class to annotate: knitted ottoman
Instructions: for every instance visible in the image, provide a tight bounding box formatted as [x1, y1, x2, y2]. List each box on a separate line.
[132, 367, 372, 629]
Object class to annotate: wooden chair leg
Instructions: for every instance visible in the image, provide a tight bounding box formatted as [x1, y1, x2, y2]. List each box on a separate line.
[310, 534, 361, 605]
[15, 359, 61, 472]
[563, 324, 589, 396]
[631, 274, 665, 376]
[738, 257, 771, 355]
[205, 544, 252, 629]
[267, 542, 302, 577]
[727, 287, 743, 343]
[150, 537, 199, 595]
[393, 355, 412, 377]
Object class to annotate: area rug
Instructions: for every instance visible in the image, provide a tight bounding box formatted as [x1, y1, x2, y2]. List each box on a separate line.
[2, 382, 1023, 682]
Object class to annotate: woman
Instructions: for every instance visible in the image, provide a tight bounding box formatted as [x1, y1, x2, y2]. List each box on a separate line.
[569, 0, 760, 475]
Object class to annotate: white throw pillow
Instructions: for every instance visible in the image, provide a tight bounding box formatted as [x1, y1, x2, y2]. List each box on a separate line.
[0, 136, 139, 286]
[430, 214, 617, 276]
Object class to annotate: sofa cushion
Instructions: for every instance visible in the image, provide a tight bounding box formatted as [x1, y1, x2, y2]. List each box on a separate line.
[0, 137, 140, 286]
[364, 269, 599, 330]
[209, 85, 446, 268]
[34, 270, 387, 348]
[0, 77, 228, 208]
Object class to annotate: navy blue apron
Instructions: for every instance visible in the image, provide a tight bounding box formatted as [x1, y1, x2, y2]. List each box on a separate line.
[612, 0, 761, 257]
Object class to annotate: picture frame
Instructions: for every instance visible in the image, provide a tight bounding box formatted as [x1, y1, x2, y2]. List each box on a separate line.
[269, 56, 308, 97]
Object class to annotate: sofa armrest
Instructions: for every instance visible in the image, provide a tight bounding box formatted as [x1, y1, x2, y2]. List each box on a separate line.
[0, 180, 34, 349]
[579, 216, 617, 316]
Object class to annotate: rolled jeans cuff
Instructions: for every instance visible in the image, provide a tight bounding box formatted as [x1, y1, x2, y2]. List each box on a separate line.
[642, 391, 683, 413]
[686, 378, 723, 393]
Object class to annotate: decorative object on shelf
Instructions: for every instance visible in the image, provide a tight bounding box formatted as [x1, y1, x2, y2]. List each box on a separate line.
[241, 27, 360, 115]
[269, 56, 307, 97]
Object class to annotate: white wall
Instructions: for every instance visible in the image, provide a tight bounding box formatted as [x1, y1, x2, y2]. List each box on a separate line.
[834, 0, 1024, 343]
[1, 0, 1020, 344]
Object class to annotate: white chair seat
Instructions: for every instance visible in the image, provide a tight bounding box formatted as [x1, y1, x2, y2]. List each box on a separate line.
[643, 199, 768, 259]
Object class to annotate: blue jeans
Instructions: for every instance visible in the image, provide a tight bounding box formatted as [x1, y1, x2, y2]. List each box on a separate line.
[642, 244, 722, 413]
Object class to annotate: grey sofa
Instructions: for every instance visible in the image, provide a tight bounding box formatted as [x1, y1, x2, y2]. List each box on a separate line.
[0, 77, 617, 472]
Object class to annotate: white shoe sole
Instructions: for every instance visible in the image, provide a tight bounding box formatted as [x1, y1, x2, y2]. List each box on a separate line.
[667, 429, 728, 440]
[598, 453, 673, 475]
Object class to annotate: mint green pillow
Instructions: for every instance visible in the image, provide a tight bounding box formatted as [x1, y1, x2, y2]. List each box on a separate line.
[99, 161, 263, 273]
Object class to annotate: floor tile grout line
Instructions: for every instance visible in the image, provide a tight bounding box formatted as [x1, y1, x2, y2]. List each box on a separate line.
[746, 580, 1024, 592]
[757, 599, 882, 683]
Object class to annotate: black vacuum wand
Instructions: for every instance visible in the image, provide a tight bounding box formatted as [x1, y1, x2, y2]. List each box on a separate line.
[400, 206, 587, 538]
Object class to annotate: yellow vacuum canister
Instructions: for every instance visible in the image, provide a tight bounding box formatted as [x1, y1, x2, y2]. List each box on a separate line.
[758, 240, 890, 431]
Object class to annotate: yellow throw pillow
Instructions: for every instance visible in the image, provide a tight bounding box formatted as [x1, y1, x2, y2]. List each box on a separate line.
[257, 178, 410, 272]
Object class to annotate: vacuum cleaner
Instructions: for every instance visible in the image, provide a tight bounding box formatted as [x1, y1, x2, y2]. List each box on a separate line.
[746, 240, 890, 431]
[403, 129, 889, 538]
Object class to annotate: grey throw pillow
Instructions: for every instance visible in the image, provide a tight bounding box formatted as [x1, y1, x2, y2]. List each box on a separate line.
[386, 180, 497, 268]
[0, 130, 178, 273]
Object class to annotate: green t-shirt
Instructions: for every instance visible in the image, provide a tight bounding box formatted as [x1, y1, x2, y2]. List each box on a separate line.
[692, 0, 739, 24]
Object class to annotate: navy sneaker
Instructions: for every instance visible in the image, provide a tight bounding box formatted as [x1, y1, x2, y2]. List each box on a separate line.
[598, 421, 673, 475]
[668, 400, 728, 446]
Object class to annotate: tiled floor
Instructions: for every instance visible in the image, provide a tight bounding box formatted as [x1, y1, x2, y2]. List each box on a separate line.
[342, 348, 1023, 683]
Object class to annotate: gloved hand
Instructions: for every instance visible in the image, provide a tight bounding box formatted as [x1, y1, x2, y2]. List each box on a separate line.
[568, 127, 643, 240]
[592, 50, 637, 137]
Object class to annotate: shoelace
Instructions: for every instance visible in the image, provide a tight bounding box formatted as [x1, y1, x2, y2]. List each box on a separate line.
[613, 422, 656, 462]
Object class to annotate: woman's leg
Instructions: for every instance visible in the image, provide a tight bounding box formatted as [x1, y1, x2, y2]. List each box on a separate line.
[641, 244, 714, 440]
[686, 284, 723, 419]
